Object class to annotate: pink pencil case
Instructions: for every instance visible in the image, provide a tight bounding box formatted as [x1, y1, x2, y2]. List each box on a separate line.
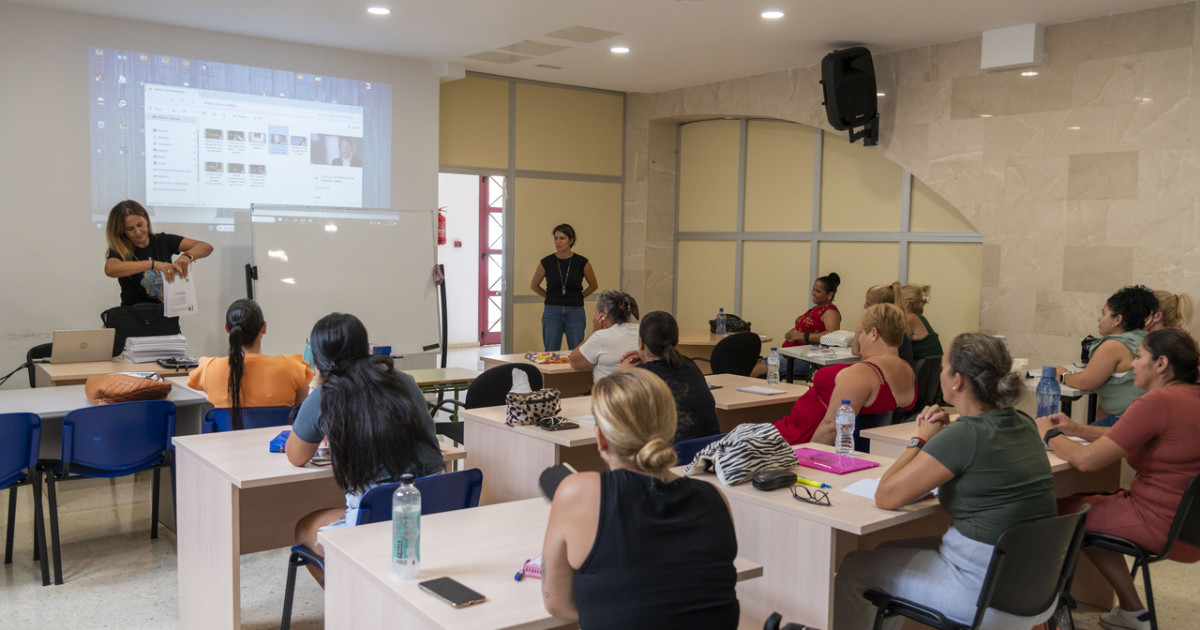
[794, 448, 880, 475]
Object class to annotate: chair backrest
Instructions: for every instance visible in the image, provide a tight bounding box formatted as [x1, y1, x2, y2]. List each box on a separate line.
[674, 433, 725, 466]
[973, 506, 1089, 623]
[26, 343, 53, 388]
[202, 406, 294, 433]
[709, 332, 762, 376]
[464, 364, 544, 409]
[912, 355, 943, 410]
[355, 468, 484, 524]
[0, 413, 41, 488]
[855, 411, 894, 453]
[61, 400, 176, 474]
[1161, 473, 1200, 554]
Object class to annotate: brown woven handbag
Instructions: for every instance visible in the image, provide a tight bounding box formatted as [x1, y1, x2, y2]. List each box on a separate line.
[84, 373, 172, 405]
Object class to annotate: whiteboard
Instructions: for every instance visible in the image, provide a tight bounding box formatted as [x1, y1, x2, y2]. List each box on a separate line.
[249, 204, 440, 358]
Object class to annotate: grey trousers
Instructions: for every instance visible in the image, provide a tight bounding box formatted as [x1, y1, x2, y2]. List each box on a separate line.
[833, 526, 1054, 630]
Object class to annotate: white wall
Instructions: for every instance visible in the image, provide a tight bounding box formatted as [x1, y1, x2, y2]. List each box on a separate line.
[437, 173, 482, 346]
[0, 4, 442, 389]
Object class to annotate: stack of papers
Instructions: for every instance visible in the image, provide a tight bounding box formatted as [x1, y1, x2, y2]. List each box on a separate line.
[122, 334, 188, 363]
[736, 386, 787, 396]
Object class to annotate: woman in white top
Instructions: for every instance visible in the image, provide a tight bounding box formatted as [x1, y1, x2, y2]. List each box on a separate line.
[571, 291, 640, 383]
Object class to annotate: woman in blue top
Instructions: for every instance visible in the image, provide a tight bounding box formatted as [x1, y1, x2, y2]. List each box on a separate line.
[286, 312, 443, 584]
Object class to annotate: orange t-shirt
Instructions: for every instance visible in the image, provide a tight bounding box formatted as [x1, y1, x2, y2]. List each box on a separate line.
[185, 353, 313, 408]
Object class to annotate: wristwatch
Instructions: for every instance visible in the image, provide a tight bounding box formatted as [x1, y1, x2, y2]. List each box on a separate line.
[907, 437, 926, 449]
[1043, 428, 1063, 446]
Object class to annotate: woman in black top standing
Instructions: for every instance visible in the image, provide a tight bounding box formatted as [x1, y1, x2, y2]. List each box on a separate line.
[103, 199, 212, 306]
[621, 311, 721, 444]
[530, 223, 598, 351]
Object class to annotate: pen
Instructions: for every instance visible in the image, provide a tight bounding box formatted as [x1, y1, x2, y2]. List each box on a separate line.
[514, 558, 529, 581]
[795, 476, 832, 490]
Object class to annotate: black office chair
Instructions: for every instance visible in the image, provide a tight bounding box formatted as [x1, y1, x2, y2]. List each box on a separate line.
[1079, 473, 1200, 630]
[692, 331, 761, 376]
[856, 411, 894, 453]
[428, 364, 544, 444]
[26, 343, 52, 388]
[864, 506, 1090, 630]
[763, 612, 812, 630]
[903, 354, 943, 422]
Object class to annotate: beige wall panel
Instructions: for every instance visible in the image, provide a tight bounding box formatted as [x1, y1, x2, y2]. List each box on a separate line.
[907, 243, 983, 348]
[742, 241, 811, 343]
[676, 241, 736, 330]
[513, 179, 622, 304]
[513, 302, 544, 353]
[514, 84, 623, 176]
[439, 76, 509, 169]
[745, 121, 815, 232]
[817, 242, 901, 332]
[678, 120, 740, 232]
[820, 140, 903, 232]
[910, 177, 975, 232]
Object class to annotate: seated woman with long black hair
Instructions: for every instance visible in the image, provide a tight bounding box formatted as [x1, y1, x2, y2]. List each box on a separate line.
[285, 313, 444, 583]
[186, 298, 311, 430]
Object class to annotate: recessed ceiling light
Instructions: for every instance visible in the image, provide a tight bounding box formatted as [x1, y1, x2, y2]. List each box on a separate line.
[366, 6, 390, 15]
[1020, 70, 1038, 77]
[1067, 126, 1081, 130]
[979, 114, 993, 118]
[876, 91, 886, 97]
[611, 46, 630, 54]
[1140, 96, 1153, 103]
[762, 10, 785, 19]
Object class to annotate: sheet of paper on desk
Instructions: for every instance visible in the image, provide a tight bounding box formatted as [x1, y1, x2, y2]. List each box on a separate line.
[1046, 435, 1089, 451]
[164, 272, 198, 317]
[572, 414, 596, 425]
[736, 386, 787, 396]
[843, 478, 937, 502]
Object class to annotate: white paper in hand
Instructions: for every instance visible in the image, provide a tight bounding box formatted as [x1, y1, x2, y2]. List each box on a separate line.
[163, 271, 198, 317]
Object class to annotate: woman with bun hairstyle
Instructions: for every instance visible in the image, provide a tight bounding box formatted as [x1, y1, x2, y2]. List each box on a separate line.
[835, 332, 1057, 629]
[783, 272, 843, 347]
[186, 299, 312, 430]
[902, 283, 943, 361]
[621, 311, 720, 444]
[570, 290, 640, 383]
[541, 369, 739, 629]
[860, 281, 914, 365]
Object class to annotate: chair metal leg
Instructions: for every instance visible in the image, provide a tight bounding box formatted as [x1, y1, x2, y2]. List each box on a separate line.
[1140, 561, 1157, 630]
[32, 468, 49, 586]
[281, 553, 301, 630]
[45, 470, 63, 585]
[150, 466, 160, 540]
[5, 485, 15, 564]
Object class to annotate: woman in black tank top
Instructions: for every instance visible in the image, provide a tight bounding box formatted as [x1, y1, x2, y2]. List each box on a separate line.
[540, 370, 739, 629]
[530, 223, 598, 351]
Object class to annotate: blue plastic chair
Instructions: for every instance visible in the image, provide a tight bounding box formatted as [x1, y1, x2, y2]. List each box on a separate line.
[202, 406, 294, 433]
[43, 400, 176, 585]
[674, 433, 726, 466]
[1, 412, 49, 586]
[280, 468, 484, 629]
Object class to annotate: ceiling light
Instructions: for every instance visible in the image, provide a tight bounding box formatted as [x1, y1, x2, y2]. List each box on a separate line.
[610, 46, 630, 54]
[366, 6, 390, 15]
[1020, 70, 1038, 77]
[1067, 126, 1081, 130]
[876, 91, 886, 97]
[1140, 97, 1153, 103]
[762, 10, 785, 19]
[979, 114, 993, 118]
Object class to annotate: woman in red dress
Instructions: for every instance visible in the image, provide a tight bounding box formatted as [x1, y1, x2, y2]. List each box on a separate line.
[783, 272, 842, 348]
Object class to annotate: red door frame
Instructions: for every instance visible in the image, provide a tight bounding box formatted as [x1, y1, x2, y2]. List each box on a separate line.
[478, 176, 503, 345]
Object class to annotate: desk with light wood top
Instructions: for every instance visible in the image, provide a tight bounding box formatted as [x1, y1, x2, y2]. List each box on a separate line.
[321, 498, 763, 630]
[480, 354, 593, 397]
[705, 373, 807, 433]
[34, 357, 192, 387]
[677, 330, 773, 374]
[173, 426, 465, 630]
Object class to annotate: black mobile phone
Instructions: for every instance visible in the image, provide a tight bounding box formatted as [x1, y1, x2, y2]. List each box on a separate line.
[540, 421, 579, 432]
[419, 577, 487, 608]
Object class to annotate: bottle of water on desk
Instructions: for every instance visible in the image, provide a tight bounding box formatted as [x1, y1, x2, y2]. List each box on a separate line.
[392, 473, 421, 579]
[834, 400, 855, 456]
[766, 348, 780, 386]
[1036, 366, 1061, 418]
[715, 308, 727, 335]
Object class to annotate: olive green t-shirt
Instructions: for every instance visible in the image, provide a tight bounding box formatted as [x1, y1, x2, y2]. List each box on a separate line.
[923, 408, 1057, 545]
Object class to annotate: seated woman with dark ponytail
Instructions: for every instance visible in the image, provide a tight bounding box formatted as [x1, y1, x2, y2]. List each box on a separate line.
[621, 311, 720, 444]
[186, 298, 312, 430]
[285, 313, 445, 583]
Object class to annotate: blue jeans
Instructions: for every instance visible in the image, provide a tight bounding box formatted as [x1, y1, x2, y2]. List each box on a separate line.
[543, 305, 586, 351]
[1093, 414, 1120, 427]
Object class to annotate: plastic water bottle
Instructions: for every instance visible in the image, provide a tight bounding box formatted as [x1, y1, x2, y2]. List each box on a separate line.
[392, 473, 421, 579]
[835, 400, 855, 456]
[1036, 365, 1061, 419]
[715, 308, 727, 335]
[766, 348, 780, 386]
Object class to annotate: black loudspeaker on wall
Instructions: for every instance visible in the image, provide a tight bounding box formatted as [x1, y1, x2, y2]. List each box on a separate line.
[820, 47, 880, 145]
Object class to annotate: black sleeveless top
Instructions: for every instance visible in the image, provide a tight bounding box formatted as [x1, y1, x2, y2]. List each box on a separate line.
[541, 253, 588, 307]
[573, 469, 739, 630]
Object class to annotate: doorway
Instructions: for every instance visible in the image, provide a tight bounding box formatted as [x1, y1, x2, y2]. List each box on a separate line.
[436, 172, 505, 349]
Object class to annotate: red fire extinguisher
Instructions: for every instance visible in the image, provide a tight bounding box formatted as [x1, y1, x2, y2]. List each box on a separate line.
[437, 206, 447, 246]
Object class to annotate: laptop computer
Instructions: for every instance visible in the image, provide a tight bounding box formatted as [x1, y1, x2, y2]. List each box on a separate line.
[49, 329, 116, 364]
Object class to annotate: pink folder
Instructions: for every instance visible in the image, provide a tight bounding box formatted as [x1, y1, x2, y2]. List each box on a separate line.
[794, 448, 880, 475]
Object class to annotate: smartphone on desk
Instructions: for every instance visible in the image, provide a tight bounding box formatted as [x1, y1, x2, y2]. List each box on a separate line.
[419, 577, 487, 608]
[539, 421, 579, 431]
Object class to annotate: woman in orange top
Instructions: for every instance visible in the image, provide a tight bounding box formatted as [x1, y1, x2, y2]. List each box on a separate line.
[186, 299, 312, 429]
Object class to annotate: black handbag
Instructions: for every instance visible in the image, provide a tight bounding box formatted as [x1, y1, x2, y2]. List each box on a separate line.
[709, 313, 752, 334]
[101, 303, 181, 356]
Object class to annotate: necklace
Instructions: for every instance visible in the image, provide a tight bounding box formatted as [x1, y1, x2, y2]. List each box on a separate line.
[557, 255, 572, 296]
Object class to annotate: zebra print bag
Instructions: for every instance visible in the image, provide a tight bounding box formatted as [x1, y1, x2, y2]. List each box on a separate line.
[683, 423, 797, 485]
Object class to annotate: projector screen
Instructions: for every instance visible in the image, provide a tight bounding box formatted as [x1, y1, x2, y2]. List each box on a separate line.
[88, 47, 392, 226]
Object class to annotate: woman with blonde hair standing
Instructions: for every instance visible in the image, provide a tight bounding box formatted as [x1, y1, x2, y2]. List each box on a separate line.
[541, 369, 739, 629]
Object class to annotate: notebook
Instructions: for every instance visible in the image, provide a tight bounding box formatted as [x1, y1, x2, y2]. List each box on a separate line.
[49, 329, 116, 363]
[794, 448, 880, 475]
[736, 386, 787, 396]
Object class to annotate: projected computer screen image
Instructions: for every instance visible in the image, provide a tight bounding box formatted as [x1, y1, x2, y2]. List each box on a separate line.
[88, 48, 393, 225]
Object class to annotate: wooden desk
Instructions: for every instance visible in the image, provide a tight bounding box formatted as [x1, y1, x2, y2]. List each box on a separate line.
[461, 397, 604, 505]
[320, 498, 763, 630]
[407, 367, 480, 392]
[705, 373, 807, 433]
[173, 426, 466, 630]
[682, 444, 946, 629]
[34, 358, 192, 387]
[480, 354, 593, 398]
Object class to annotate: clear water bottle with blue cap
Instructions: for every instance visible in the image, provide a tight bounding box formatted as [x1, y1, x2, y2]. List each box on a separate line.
[1036, 365, 1061, 418]
[715, 308, 727, 335]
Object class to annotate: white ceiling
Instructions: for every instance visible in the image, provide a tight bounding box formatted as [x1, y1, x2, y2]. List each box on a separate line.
[6, 0, 1185, 93]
